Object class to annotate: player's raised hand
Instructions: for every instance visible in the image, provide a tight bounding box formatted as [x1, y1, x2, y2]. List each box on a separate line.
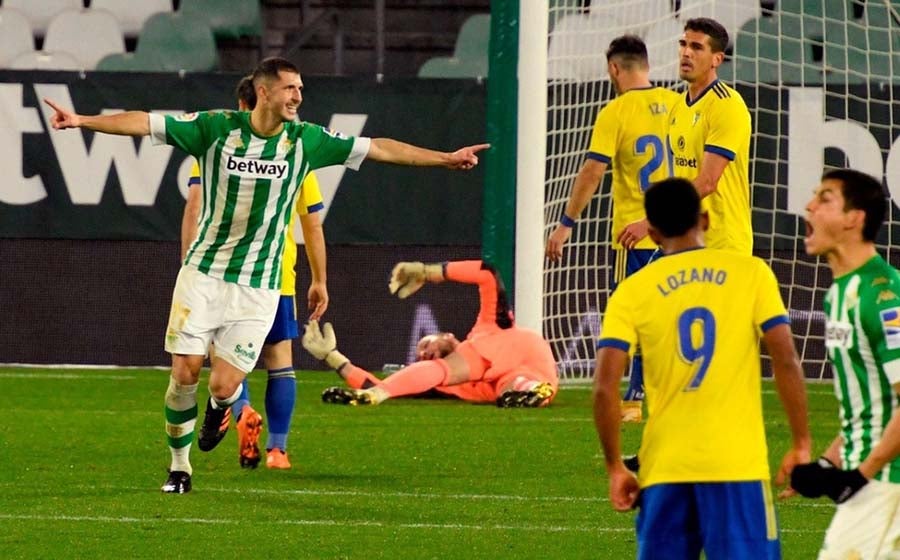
[447, 143, 490, 170]
[301, 320, 334, 360]
[389, 262, 427, 299]
[43, 98, 81, 130]
[546, 224, 573, 262]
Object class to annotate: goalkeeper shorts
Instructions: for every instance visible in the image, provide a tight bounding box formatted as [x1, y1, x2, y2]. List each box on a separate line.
[164, 266, 279, 373]
[635, 480, 780, 560]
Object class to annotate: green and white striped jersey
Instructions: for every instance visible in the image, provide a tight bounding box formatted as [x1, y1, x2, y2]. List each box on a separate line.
[150, 110, 370, 289]
[824, 254, 900, 482]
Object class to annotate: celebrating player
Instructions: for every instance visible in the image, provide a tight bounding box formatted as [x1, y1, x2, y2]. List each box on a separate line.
[791, 169, 900, 558]
[668, 18, 752, 255]
[593, 177, 811, 559]
[45, 56, 489, 494]
[182, 76, 326, 471]
[546, 35, 681, 422]
[302, 260, 559, 407]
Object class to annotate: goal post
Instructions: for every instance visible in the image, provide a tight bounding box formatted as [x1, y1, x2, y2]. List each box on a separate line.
[534, 0, 900, 383]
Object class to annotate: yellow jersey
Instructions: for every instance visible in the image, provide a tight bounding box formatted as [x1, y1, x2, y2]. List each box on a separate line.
[188, 161, 324, 296]
[589, 87, 682, 250]
[667, 81, 752, 254]
[598, 248, 789, 486]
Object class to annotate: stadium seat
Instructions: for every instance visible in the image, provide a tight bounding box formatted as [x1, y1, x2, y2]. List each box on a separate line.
[417, 14, 490, 79]
[418, 57, 487, 79]
[95, 51, 166, 72]
[10, 50, 81, 71]
[43, 9, 125, 70]
[732, 14, 824, 85]
[3, 0, 82, 37]
[454, 14, 491, 63]
[547, 14, 616, 82]
[590, 0, 673, 37]
[90, 0, 173, 38]
[678, 0, 761, 45]
[131, 12, 218, 72]
[549, 0, 585, 33]
[644, 16, 682, 81]
[179, 0, 262, 39]
[0, 8, 35, 68]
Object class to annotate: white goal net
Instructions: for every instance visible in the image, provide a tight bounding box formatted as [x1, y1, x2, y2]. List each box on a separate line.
[542, 0, 900, 383]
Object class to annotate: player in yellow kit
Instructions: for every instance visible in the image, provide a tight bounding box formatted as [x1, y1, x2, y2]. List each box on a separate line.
[668, 17, 752, 254]
[546, 35, 681, 422]
[592, 177, 810, 559]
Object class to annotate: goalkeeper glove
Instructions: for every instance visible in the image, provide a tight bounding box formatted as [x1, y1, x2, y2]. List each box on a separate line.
[790, 457, 869, 504]
[301, 320, 349, 370]
[388, 262, 443, 299]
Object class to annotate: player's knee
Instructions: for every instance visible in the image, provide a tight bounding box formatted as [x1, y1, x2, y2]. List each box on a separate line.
[171, 354, 202, 384]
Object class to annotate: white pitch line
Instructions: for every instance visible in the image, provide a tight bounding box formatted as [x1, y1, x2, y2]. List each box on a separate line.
[0, 372, 137, 380]
[0, 513, 821, 534]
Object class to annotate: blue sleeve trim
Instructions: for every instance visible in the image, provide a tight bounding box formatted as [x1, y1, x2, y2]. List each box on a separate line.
[587, 152, 612, 164]
[306, 201, 325, 214]
[760, 315, 790, 333]
[188, 177, 201, 186]
[705, 144, 735, 161]
[597, 338, 631, 352]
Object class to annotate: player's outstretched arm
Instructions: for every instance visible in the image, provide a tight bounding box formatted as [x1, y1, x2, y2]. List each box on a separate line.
[546, 159, 608, 262]
[43, 98, 150, 136]
[763, 323, 813, 495]
[366, 138, 490, 170]
[593, 346, 638, 511]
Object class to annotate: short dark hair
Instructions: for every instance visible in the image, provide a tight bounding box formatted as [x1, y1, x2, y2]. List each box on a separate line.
[645, 178, 701, 237]
[251, 57, 299, 88]
[684, 17, 729, 53]
[822, 168, 886, 242]
[235, 74, 256, 110]
[605, 35, 648, 68]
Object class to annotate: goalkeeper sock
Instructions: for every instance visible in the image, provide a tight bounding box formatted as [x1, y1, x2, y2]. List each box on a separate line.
[623, 353, 645, 401]
[265, 367, 296, 451]
[165, 376, 198, 475]
[378, 360, 450, 398]
[210, 383, 243, 409]
[509, 376, 541, 392]
[341, 364, 382, 389]
[230, 379, 251, 420]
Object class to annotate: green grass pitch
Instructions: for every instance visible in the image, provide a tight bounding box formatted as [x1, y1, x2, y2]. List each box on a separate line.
[1, 367, 839, 558]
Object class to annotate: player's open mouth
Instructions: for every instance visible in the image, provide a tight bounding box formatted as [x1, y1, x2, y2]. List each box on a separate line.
[804, 220, 813, 240]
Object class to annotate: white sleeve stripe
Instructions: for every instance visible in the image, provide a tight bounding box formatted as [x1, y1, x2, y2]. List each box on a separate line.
[345, 137, 371, 170]
[884, 357, 900, 385]
[148, 113, 167, 146]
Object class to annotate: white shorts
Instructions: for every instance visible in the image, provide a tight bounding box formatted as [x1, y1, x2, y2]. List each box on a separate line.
[818, 479, 900, 559]
[164, 266, 280, 373]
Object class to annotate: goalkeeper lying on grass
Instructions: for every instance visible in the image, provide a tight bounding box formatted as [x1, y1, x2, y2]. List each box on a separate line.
[302, 260, 559, 407]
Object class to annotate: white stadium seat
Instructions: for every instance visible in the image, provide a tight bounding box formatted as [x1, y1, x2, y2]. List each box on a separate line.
[10, 50, 82, 71]
[90, 0, 173, 38]
[3, 0, 82, 37]
[43, 9, 125, 70]
[0, 8, 35, 68]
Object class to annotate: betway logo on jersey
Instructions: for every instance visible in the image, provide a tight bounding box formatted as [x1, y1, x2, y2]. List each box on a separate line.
[225, 155, 288, 180]
[825, 320, 853, 349]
